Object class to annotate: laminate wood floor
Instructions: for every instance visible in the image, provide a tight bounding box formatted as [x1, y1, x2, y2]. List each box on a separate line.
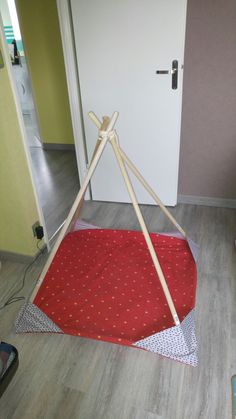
[0, 202, 235, 419]
[30, 148, 80, 239]
[24, 109, 80, 239]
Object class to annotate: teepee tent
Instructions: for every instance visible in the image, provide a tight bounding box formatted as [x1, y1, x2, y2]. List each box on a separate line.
[16, 112, 198, 366]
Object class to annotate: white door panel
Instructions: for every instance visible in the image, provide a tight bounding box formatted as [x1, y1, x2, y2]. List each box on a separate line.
[71, 0, 187, 205]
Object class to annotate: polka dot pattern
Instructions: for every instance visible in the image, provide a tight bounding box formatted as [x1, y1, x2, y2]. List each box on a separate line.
[33, 228, 197, 349]
[134, 308, 198, 366]
[15, 302, 63, 333]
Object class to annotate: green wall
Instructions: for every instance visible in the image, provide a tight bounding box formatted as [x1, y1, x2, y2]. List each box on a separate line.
[16, 0, 74, 145]
[0, 38, 41, 257]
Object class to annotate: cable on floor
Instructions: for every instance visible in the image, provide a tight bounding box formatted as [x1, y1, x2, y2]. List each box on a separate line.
[0, 240, 46, 310]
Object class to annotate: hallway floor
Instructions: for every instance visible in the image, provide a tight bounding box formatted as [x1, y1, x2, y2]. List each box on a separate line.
[22, 109, 80, 240]
[30, 147, 80, 239]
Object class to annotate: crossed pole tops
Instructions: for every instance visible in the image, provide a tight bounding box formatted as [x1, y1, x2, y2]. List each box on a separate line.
[88, 111, 119, 140]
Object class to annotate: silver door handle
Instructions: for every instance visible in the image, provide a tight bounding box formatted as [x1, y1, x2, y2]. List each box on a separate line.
[156, 60, 178, 89]
[155, 69, 176, 75]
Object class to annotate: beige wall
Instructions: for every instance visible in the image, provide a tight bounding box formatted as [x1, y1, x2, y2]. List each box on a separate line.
[16, 0, 74, 145]
[179, 0, 236, 199]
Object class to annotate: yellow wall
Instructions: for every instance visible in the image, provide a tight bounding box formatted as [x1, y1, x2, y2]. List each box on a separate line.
[0, 38, 41, 257]
[16, 0, 74, 145]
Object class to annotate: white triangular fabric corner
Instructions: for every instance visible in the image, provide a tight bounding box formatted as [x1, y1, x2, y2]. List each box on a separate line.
[133, 309, 197, 366]
[15, 302, 63, 334]
[186, 238, 199, 263]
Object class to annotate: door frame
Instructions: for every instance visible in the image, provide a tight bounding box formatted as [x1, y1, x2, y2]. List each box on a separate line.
[56, 0, 89, 197]
[0, 13, 49, 250]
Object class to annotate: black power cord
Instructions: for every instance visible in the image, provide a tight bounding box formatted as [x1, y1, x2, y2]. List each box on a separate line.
[0, 240, 46, 310]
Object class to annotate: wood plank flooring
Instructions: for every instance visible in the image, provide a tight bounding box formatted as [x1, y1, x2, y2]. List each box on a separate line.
[30, 148, 80, 239]
[0, 202, 235, 418]
[24, 108, 80, 239]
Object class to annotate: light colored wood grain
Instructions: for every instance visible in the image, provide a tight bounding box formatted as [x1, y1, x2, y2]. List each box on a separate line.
[0, 202, 235, 418]
[86, 112, 185, 237]
[30, 113, 117, 302]
[119, 146, 186, 237]
[68, 114, 110, 232]
[110, 135, 179, 325]
[30, 123, 111, 303]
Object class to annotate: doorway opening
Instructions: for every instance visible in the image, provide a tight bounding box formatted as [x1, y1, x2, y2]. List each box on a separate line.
[0, 0, 80, 241]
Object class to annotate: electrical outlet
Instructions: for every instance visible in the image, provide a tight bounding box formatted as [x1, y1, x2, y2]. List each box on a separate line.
[32, 221, 40, 237]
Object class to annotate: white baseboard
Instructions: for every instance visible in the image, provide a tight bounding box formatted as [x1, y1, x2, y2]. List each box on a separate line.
[178, 194, 236, 209]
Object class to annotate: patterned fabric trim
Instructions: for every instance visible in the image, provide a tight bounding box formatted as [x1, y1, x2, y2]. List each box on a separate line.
[72, 219, 101, 232]
[133, 309, 198, 366]
[167, 347, 198, 366]
[15, 302, 63, 334]
[186, 238, 199, 263]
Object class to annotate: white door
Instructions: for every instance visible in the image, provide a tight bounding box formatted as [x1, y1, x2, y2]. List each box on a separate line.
[71, 0, 187, 206]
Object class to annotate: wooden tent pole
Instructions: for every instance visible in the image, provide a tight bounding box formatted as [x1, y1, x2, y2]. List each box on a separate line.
[30, 109, 180, 325]
[110, 135, 180, 326]
[30, 121, 110, 303]
[69, 116, 111, 231]
[88, 111, 118, 133]
[88, 111, 102, 129]
[119, 147, 186, 237]
[68, 138, 102, 232]
[88, 114, 185, 237]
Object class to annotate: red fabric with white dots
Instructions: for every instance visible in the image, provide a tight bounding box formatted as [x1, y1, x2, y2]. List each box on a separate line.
[34, 229, 197, 346]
